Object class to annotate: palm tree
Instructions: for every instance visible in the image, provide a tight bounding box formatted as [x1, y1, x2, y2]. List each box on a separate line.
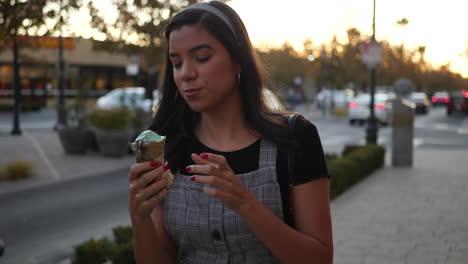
[396, 17, 409, 60]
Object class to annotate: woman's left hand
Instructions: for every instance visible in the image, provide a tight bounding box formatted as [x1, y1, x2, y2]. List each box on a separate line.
[187, 152, 257, 213]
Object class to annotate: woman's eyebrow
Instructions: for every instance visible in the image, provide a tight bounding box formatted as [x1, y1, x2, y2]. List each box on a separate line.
[169, 44, 214, 58]
[188, 44, 214, 53]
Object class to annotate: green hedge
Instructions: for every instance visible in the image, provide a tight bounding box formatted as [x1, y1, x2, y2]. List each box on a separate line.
[0, 103, 42, 112]
[87, 108, 132, 131]
[329, 144, 385, 199]
[72, 226, 135, 264]
[72, 144, 385, 263]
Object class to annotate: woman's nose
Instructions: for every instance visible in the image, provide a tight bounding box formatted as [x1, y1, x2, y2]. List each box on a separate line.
[180, 62, 197, 81]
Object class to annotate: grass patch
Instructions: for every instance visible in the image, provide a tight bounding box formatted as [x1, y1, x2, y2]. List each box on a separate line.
[0, 160, 36, 181]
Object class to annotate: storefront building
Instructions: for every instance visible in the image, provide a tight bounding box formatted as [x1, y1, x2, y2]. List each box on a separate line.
[0, 36, 145, 105]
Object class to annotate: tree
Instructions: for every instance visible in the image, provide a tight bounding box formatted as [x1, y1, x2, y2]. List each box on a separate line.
[87, 0, 229, 98]
[0, 0, 81, 134]
[1, 0, 48, 135]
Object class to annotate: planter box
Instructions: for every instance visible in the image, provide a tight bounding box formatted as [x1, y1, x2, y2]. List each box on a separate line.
[93, 128, 133, 157]
[58, 127, 91, 154]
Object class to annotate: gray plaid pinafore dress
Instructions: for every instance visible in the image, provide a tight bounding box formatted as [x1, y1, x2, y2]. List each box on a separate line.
[164, 139, 283, 264]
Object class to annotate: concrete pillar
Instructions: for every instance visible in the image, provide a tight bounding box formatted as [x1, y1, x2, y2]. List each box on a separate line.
[392, 79, 415, 167]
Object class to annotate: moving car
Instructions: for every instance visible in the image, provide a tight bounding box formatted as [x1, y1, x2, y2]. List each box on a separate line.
[409, 92, 430, 114]
[447, 89, 468, 115]
[96, 87, 160, 112]
[431, 91, 449, 106]
[348, 93, 393, 126]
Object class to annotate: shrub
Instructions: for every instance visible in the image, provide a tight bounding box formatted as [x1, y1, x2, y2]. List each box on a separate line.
[87, 108, 132, 131]
[0, 161, 35, 181]
[72, 226, 135, 264]
[0, 103, 42, 112]
[341, 144, 362, 157]
[72, 238, 113, 264]
[113, 226, 133, 245]
[110, 241, 135, 264]
[329, 144, 386, 199]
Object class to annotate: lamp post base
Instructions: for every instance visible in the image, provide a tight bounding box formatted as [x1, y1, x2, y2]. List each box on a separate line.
[366, 117, 378, 145]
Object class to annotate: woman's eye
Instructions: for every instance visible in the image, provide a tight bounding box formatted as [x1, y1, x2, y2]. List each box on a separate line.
[196, 56, 211, 63]
[172, 62, 182, 69]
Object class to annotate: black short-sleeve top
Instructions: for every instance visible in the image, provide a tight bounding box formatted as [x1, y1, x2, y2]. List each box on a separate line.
[169, 115, 329, 227]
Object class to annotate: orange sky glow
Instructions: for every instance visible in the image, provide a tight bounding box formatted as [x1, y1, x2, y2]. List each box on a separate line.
[69, 0, 468, 78]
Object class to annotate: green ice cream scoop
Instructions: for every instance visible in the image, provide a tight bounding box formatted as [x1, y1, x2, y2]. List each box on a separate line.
[133, 130, 165, 144]
[130, 130, 175, 188]
[130, 130, 166, 162]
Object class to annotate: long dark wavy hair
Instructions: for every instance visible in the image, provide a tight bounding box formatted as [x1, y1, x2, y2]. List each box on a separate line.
[150, 1, 290, 165]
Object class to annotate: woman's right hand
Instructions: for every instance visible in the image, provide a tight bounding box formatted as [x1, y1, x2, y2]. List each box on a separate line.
[128, 160, 170, 220]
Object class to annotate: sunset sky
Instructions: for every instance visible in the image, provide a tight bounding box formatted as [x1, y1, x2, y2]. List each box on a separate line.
[73, 0, 468, 78]
[228, 0, 468, 77]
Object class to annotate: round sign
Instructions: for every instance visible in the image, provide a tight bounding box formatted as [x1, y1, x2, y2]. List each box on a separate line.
[361, 40, 382, 69]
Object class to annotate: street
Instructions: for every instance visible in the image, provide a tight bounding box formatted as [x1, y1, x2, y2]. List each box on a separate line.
[0, 169, 131, 264]
[0, 105, 467, 263]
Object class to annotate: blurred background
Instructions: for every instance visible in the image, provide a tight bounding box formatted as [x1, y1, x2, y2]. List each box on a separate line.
[0, 0, 467, 263]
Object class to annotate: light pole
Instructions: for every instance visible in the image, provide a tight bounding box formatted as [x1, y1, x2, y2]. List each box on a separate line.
[366, 0, 378, 145]
[11, 33, 22, 135]
[56, 0, 66, 129]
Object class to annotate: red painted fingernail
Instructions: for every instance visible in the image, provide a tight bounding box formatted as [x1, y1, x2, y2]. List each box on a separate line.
[186, 166, 191, 172]
[150, 161, 159, 167]
[190, 176, 196, 181]
[163, 163, 170, 171]
[201, 153, 208, 159]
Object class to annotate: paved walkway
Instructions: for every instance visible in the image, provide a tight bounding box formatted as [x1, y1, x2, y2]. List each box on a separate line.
[332, 148, 468, 264]
[0, 129, 134, 195]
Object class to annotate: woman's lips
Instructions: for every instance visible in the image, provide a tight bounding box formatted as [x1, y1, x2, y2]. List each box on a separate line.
[184, 88, 202, 97]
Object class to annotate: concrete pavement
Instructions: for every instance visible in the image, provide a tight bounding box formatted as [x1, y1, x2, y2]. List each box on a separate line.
[332, 147, 468, 264]
[0, 128, 134, 196]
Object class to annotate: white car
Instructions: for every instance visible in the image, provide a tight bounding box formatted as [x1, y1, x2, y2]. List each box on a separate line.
[96, 87, 160, 112]
[348, 93, 393, 126]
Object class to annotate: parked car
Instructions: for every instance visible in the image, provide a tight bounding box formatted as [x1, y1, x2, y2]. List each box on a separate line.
[447, 89, 468, 115]
[409, 92, 430, 114]
[348, 93, 393, 126]
[96, 87, 160, 112]
[431, 91, 449, 106]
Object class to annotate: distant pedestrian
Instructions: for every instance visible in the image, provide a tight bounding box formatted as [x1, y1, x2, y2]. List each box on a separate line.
[127, 1, 333, 263]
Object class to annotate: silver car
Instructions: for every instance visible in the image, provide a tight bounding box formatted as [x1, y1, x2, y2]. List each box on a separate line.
[348, 93, 393, 126]
[96, 87, 160, 112]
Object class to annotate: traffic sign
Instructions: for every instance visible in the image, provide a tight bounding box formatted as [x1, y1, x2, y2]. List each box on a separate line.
[361, 40, 382, 69]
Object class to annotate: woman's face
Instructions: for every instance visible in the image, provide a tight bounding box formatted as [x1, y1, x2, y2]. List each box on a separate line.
[168, 24, 240, 113]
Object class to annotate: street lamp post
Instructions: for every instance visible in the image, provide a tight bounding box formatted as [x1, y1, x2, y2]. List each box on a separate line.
[366, 0, 378, 144]
[56, 0, 66, 129]
[11, 34, 22, 135]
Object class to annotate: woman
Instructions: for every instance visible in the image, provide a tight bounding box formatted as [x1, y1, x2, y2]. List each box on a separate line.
[127, 1, 333, 263]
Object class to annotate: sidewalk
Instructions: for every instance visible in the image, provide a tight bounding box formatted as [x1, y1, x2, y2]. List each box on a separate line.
[332, 147, 468, 263]
[0, 128, 134, 195]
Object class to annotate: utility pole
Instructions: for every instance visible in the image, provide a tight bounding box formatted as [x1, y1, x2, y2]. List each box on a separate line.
[366, 0, 378, 144]
[56, 0, 66, 129]
[11, 33, 22, 135]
